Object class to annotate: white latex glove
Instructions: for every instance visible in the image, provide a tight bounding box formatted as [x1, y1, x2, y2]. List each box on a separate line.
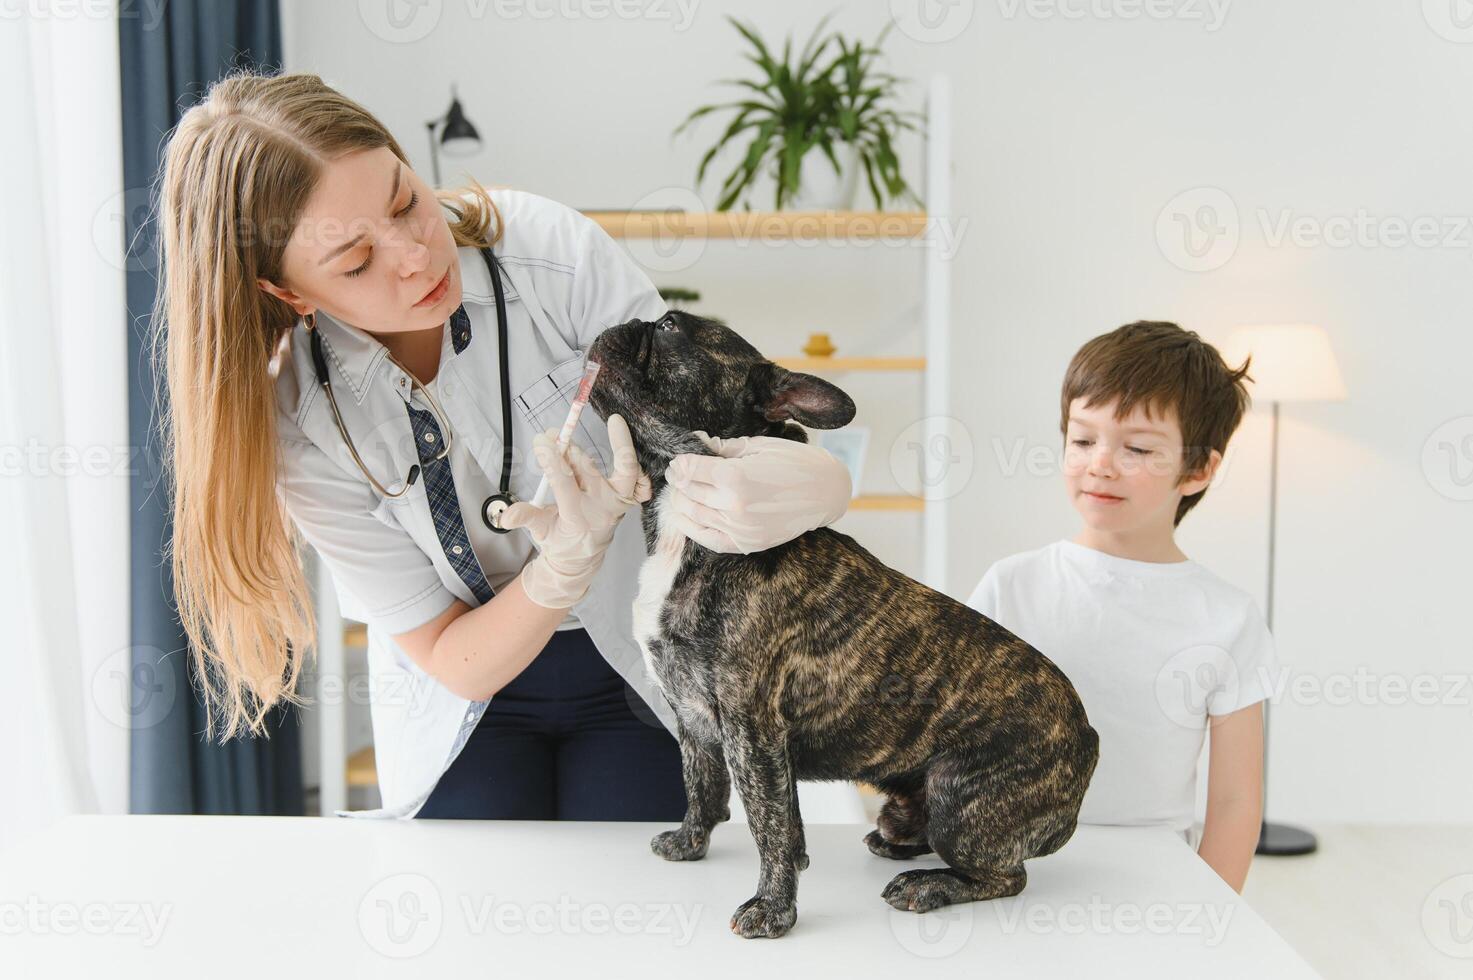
[499, 413, 652, 609]
[663, 432, 852, 554]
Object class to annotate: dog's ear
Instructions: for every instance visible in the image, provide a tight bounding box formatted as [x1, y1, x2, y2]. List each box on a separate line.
[745, 362, 857, 429]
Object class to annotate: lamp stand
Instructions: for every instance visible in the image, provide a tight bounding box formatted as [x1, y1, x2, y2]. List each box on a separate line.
[1256, 400, 1318, 857]
[426, 119, 442, 188]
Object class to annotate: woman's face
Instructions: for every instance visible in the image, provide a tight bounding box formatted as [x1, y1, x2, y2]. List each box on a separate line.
[257, 145, 461, 335]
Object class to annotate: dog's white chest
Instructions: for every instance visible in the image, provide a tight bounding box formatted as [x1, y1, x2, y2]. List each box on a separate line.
[632, 488, 686, 694]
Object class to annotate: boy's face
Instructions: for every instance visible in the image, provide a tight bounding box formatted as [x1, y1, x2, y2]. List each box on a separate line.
[1062, 397, 1218, 534]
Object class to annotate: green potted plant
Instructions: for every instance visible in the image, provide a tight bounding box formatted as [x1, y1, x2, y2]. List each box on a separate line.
[674, 15, 924, 212]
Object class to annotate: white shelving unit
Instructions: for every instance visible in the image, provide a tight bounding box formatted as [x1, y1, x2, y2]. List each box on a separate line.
[312, 553, 348, 816]
[921, 75, 952, 592]
[585, 74, 953, 589]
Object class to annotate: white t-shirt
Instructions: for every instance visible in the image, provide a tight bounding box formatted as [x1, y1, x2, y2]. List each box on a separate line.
[965, 538, 1278, 840]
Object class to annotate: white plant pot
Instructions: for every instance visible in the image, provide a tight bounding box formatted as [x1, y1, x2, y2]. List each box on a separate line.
[790, 142, 861, 211]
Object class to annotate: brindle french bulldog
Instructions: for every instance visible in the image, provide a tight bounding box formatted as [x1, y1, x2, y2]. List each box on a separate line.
[586, 310, 1098, 939]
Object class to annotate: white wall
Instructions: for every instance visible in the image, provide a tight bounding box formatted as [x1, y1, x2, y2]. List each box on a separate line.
[283, 0, 1472, 824]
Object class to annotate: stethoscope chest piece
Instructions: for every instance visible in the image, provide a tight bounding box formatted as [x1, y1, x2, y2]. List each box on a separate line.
[482, 492, 516, 533]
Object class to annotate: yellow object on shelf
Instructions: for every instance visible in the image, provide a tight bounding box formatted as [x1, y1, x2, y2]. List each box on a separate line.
[347, 746, 378, 788]
[582, 210, 927, 242]
[802, 332, 837, 358]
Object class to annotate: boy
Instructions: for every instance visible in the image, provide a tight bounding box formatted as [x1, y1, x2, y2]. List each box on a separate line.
[966, 320, 1277, 893]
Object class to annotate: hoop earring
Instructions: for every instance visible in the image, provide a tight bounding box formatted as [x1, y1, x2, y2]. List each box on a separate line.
[304, 310, 316, 331]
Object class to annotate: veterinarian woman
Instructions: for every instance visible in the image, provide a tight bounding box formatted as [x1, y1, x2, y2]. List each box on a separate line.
[153, 70, 852, 821]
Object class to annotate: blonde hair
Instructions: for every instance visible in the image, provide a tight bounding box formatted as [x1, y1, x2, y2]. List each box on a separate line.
[150, 68, 503, 739]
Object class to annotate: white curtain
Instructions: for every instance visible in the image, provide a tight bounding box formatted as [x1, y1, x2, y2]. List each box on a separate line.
[0, 3, 130, 849]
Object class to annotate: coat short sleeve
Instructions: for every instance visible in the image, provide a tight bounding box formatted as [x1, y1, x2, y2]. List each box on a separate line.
[275, 433, 457, 636]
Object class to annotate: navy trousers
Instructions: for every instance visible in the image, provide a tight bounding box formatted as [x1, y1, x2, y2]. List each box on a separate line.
[416, 627, 688, 821]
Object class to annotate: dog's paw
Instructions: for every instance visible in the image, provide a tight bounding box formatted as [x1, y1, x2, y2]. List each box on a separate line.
[793, 849, 810, 872]
[651, 827, 709, 861]
[729, 895, 797, 938]
[864, 828, 935, 860]
[882, 869, 980, 913]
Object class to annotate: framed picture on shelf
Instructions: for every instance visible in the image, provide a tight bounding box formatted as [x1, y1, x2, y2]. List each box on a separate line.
[817, 426, 869, 498]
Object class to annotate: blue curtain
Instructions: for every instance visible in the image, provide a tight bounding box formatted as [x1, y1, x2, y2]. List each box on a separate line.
[122, 1, 304, 816]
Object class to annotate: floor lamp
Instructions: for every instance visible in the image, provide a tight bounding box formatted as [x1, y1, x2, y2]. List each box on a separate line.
[1223, 324, 1347, 857]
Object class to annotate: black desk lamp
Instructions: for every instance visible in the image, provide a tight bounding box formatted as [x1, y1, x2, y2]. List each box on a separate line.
[425, 83, 482, 188]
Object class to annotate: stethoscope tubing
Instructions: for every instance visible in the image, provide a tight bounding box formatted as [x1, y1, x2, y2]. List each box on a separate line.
[302, 245, 517, 532]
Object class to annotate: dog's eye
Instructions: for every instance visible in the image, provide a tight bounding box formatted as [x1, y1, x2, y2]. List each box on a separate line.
[657, 314, 679, 332]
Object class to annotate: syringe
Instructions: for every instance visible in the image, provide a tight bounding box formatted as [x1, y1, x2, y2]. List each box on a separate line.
[529, 359, 602, 507]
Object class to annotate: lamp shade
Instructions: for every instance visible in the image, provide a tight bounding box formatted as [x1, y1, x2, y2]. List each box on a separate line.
[440, 96, 481, 158]
[1221, 323, 1348, 403]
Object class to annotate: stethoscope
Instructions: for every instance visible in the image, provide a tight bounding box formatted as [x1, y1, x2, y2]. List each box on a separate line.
[303, 245, 519, 534]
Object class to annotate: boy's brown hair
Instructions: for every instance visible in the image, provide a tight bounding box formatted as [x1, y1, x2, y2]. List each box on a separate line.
[1059, 321, 1253, 526]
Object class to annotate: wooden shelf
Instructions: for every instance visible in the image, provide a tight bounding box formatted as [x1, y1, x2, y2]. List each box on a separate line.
[773, 356, 925, 373]
[347, 746, 377, 788]
[848, 495, 924, 512]
[582, 210, 927, 241]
